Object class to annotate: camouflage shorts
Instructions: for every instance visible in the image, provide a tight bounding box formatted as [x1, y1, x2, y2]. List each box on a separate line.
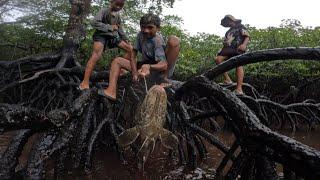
[217, 47, 245, 58]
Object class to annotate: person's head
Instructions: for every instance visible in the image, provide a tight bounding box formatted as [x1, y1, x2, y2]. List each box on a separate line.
[140, 13, 161, 38]
[110, 0, 126, 12]
[221, 15, 241, 27]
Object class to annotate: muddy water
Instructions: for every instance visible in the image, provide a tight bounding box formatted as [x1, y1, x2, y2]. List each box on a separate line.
[0, 130, 319, 179]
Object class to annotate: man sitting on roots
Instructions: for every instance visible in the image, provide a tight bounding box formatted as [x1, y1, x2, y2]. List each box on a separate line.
[98, 13, 180, 101]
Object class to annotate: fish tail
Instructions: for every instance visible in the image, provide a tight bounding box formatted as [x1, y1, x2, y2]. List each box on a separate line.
[159, 128, 179, 150]
[137, 136, 155, 170]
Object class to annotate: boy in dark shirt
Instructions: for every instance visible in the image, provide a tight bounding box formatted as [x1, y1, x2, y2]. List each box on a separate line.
[215, 15, 250, 95]
[99, 13, 180, 101]
[79, 0, 133, 90]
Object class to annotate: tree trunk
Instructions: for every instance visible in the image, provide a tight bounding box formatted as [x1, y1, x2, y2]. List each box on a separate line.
[56, 0, 91, 68]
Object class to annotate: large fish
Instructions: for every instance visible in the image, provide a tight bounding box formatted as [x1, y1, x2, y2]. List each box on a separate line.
[118, 85, 179, 167]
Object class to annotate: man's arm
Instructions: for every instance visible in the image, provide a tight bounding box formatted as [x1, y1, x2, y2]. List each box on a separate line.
[91, 8, 114, 32]
[150, 36, 167, 71]
[238, 29, 250, 51]
[242, 36, 250, 46]
[139, 61, 168, 77]
[131, 50, 138, 81]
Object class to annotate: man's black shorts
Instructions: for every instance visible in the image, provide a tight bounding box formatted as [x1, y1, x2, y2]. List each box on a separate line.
[217, 47, 245, 57]
[93, 34, 121, 50]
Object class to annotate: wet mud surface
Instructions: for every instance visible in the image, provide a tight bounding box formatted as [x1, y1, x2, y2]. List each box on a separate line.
[0, 130, 319, 179]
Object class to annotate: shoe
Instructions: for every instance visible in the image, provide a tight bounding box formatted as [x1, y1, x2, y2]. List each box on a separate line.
[97, 89, 116, 101]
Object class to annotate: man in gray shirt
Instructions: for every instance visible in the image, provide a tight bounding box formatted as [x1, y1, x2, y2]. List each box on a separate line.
[99, 13, 180, 101]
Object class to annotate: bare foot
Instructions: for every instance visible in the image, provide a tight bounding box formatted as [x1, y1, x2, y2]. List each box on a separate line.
[78, 82, 89, 90]
[234, 89, 244, 95]
[119, 69, 129, 76]
[104, 88, 116, 100]
[97, 89, 116, 101]
[160, 78, 173, 88]
[163, 77, 170, 82]
[160, 82, 172, 88]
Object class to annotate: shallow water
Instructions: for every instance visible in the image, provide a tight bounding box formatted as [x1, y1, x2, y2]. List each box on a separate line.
[0, 130, 319, 179]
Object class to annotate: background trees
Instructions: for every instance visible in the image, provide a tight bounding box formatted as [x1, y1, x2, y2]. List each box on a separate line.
[0, 2, 319, 179]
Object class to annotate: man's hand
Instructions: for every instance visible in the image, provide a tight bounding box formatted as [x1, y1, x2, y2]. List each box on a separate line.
[138, 64, 150, 77]
[112, 25, 118, 31]
[238, 44, 247, 52]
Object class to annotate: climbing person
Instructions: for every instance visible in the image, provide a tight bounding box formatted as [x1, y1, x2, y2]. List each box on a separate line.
[79, 0, 133, 91]
[215, 15, 250, 95]
[98, 13, 180, 101]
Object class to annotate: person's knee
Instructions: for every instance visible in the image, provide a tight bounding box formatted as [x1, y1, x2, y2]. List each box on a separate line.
[167, 35, 180, 48]
[110, 57, 121, 67]
[111, 57, 127, 68]
[92, 49, 103, 60]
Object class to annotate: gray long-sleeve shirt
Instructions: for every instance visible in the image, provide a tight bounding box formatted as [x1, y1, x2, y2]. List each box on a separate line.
[91, 7, 128, 41]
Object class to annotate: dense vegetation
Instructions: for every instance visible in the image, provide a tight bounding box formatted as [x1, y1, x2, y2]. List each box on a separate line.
[1, 1, 319, 81]
[0, 2, 320, 179]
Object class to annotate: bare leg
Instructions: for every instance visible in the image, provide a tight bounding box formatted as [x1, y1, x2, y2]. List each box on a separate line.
[118, 41, 133, 76]
[118, 41, 133, 60]
[103, 57, 132, 99]
[164, 35, 180, 81]
[79, 42, 104, 89]
[235, 66, 244, 94]
[215, 55, 232, 84]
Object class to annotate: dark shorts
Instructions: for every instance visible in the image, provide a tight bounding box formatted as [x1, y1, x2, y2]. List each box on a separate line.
[93, 34, 121, 50]
[217, 47, 245, 58]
